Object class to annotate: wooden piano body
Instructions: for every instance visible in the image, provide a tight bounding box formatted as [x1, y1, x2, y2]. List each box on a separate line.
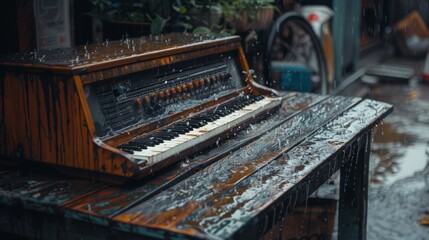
[0, 34, 279, 183]
[0, 33, 394, 240]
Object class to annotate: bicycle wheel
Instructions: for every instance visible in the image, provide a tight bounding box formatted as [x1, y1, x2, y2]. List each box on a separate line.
[265, 12, 329, 94]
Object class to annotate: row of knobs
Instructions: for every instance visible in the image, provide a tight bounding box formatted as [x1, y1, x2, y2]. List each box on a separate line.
[134, 72, 232, 114]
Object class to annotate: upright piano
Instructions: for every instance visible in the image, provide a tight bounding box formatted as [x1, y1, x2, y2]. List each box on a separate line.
[0, 33, 281, 183]
[0, 33, 393, 239]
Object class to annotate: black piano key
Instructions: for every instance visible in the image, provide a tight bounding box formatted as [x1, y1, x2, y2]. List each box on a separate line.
[192, 116, 216, 122]
[120, 148, 134, 154]
[208, 112, 223, 119]
[160, 129, 180, 137]
[203, 112, 221, 120]
[131, 139, 157, 147]
[142, 141, 157, 147]
[187, 119, 206, 127]
[211, 110, 225, 117]
[128, 141, 148, 149]
[178, 122, 200, 128]
[245, 98, 256, 104]
[152, 132, 174, 140]
[118, 144, 142, 151]
[242, 100, 253, 105]
[193, 118, 207, 124]
[147, 136, 164, 143]
[192, 121, 206, 127]
[173, 124, 194, 130]
[227, 107, 238, 112]
[225, 103, 241, 110]
[213, 109, 231, 116]
[164, 128, 187, 134]
[164, 131, 180, 137]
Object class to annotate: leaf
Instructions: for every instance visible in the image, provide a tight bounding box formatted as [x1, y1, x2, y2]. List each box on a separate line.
[83, 11, 111, 21]
[173, 5, 187, 14]
[192, 26, 212, 34]
[172, 22, 193, 30]
[150, 15, 170, 35]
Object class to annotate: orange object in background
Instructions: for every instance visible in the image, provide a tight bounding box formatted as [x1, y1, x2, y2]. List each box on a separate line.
[393, 10, 429, 57]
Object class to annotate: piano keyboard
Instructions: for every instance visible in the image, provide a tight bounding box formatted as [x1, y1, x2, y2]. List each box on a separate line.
[1, 33, 284, 182]
[117, 95, 281, 166]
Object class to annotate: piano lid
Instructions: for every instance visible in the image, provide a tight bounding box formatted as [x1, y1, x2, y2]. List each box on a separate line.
[0, 33, 241, 74]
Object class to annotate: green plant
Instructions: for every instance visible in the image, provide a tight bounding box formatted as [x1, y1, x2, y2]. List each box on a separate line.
[174, 0, 276, 34]
[85, 0, 171, 35]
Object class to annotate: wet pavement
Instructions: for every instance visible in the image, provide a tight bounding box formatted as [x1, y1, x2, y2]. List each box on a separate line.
[365, 77, 429, 239]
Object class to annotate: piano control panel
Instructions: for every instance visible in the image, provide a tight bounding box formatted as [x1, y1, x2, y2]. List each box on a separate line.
[85, 53, 244, 137]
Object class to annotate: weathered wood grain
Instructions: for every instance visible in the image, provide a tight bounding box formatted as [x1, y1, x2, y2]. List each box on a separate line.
[0, 72, 136, 179]
[171, 99, 392, 239]
[109, 96, 363, 238]
[64, 93, 321, 225]
[0, 170, 105, 214]
[0, 94, 392, 240]
[0, 34, 241, 76]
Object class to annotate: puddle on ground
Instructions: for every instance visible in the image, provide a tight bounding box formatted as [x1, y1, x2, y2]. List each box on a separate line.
[366, 81, 429, 240]
[370, 112, 429, 185]
[369, 82, 429, 186]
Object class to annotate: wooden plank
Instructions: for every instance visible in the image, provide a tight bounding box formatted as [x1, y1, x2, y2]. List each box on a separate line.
[0, 170, 106, 214]
[108, 95, 362, 238]
[0, 164, 15, 176]
[169, 99, 392, 239]
[79, 42, 241, 84]
[338, 131, 371, 240]
[64, 93, 323, 225]
[0, 34, 241, 76]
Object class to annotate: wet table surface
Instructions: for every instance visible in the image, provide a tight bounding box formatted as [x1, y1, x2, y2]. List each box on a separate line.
[0, 92, 392, 240]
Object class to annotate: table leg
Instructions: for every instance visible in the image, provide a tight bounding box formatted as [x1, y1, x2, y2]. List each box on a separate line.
[338, 132, 371, 240]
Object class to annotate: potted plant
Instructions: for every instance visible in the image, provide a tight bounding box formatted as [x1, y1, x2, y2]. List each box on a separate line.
[172, 0, 224, 34]
[172, 0, 275, 34]
[221, 0, 275, 33]
[85, 0, 171, 39]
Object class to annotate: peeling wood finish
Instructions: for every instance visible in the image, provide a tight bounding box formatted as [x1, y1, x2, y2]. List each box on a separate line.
[0, 94, 392, 239]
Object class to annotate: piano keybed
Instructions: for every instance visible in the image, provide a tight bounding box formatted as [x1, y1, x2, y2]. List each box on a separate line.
[0, 33, 280, 183]
[121, 95, 280, 168]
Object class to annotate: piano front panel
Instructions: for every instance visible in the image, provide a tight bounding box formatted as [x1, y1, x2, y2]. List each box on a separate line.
[85, 52, 245, 139]
[1, 72, 92, 166]
[0, 72, 135, 177]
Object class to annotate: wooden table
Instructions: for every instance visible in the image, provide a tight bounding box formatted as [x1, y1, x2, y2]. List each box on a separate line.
[0, 92, 392, 240]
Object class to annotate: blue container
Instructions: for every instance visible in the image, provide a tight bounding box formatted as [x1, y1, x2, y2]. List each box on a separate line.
[271, 62, 313, 92]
